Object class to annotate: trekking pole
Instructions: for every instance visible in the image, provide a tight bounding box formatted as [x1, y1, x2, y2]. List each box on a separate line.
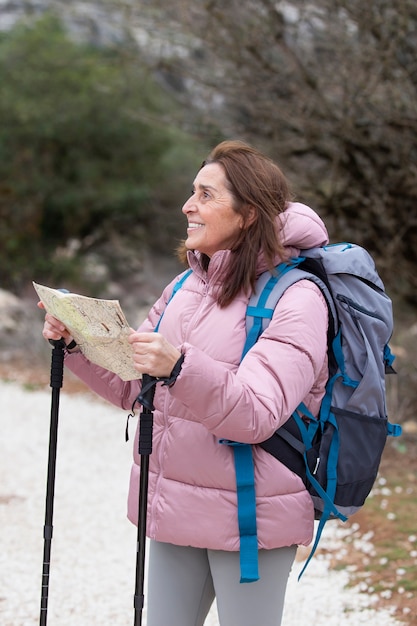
[39, 338, 66, 626]
[134, 374, 157, 626]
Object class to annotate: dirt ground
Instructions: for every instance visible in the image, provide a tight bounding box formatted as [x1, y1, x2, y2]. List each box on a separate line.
[344, 445, 417, 625]
[1, 355, 416, 625]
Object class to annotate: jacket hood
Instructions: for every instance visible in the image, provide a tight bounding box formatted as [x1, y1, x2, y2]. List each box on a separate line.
[280, 202, 328, 251]
[259, 201, 328, 274]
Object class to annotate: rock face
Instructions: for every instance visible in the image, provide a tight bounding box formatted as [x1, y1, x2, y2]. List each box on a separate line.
[0, 288, 38, 365]
[0, 288, 42, 365]
[0, 0, 144, 47]
[0, 288, 27, 335]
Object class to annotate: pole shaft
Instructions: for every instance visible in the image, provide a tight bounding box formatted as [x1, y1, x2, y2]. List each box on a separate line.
[40, 340, 65, 626]
[133, 375, 156, 626]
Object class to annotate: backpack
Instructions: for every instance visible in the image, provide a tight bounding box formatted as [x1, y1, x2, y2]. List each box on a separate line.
[156, 243, 402, 582]
[229, 242, 402, 581]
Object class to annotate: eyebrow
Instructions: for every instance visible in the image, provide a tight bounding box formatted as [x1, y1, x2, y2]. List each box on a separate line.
[193, 183, 217, 193]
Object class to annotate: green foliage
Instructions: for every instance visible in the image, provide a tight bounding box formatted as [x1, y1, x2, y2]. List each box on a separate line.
[0, 14, 204, 292]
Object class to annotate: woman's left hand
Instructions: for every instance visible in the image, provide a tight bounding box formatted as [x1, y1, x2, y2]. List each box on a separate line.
[128, 330, 181, 378]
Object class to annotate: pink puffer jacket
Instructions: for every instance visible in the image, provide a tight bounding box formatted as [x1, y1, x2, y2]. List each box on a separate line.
[65, 202, 329, 551]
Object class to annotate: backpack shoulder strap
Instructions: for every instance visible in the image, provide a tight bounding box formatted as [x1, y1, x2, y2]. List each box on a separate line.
[154, 269, 193, 332]
[243, 258, 337, 359]
[232, 257, 337, 582]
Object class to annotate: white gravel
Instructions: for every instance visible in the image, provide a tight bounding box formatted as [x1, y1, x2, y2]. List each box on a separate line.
[0, 380, 403, 625]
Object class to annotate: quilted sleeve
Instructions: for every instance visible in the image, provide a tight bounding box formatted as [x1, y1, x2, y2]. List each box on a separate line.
[169, 281, 328, 443]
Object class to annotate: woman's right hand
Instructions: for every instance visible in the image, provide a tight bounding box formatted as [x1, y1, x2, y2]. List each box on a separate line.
[38, 301, 74, 345]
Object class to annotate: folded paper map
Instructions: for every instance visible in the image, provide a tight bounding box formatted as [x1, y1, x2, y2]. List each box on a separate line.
[33, 282, 140, 381]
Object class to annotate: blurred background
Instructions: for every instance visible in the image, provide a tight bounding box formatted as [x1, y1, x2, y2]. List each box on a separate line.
[0, 0, 416, 433]
[1, 2, 417, 621]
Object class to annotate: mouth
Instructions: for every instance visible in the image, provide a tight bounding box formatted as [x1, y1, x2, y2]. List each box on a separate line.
[187, 222, 205, 231]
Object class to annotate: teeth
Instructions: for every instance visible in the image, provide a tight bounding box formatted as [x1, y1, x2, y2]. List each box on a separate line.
[188, 223, 204, 229]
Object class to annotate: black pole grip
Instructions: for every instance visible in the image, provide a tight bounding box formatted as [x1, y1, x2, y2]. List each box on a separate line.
[49, 339, 66, 390]
[138, 412, 153, 456]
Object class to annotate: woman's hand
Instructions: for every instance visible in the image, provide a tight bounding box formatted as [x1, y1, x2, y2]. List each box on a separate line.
[38, 301, 74, 346]
[128, 331, 181, 378]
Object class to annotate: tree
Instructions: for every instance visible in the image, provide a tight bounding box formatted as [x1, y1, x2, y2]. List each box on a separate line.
[0, 13, 205, 293]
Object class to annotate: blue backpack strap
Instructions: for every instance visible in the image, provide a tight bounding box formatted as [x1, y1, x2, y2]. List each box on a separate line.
[292, 401, 347, 580]
[387, 421, 402, 437]
[243, 258, 304, 358]
[154, 269, 192, 332]
[291, 330, 358, 580]
[384, 344, 396, 374]
[226, 258, 310, 583]
[219, 440, 260, 583]
[232, 258, 344, 583]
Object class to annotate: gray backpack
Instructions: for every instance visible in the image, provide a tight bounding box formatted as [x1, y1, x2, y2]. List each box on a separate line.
[231, 242, 402, 581]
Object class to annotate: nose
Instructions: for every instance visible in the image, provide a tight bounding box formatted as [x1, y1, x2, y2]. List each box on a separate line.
[182, 194, 196, 215]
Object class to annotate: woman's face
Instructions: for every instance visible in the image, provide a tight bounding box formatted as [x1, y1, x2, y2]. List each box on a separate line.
[182, 162, 244, 257]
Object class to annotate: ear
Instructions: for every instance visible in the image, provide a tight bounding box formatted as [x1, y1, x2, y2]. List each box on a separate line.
[244, 205, 257, 228]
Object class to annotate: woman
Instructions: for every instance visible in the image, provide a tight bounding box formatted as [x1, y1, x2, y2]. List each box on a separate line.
[41, 140, 329, 626]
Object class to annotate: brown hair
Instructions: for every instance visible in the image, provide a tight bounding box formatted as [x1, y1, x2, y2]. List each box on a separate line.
[179, 140, 292, 307]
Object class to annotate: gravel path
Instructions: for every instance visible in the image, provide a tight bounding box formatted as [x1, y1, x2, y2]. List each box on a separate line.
[0, 380, 403, 625]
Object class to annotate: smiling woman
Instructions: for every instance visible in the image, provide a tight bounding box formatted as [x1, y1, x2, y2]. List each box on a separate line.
[40, 139, 330, 626]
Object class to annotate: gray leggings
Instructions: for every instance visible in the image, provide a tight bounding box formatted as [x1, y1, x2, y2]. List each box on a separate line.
[146, 540, 297, 626]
